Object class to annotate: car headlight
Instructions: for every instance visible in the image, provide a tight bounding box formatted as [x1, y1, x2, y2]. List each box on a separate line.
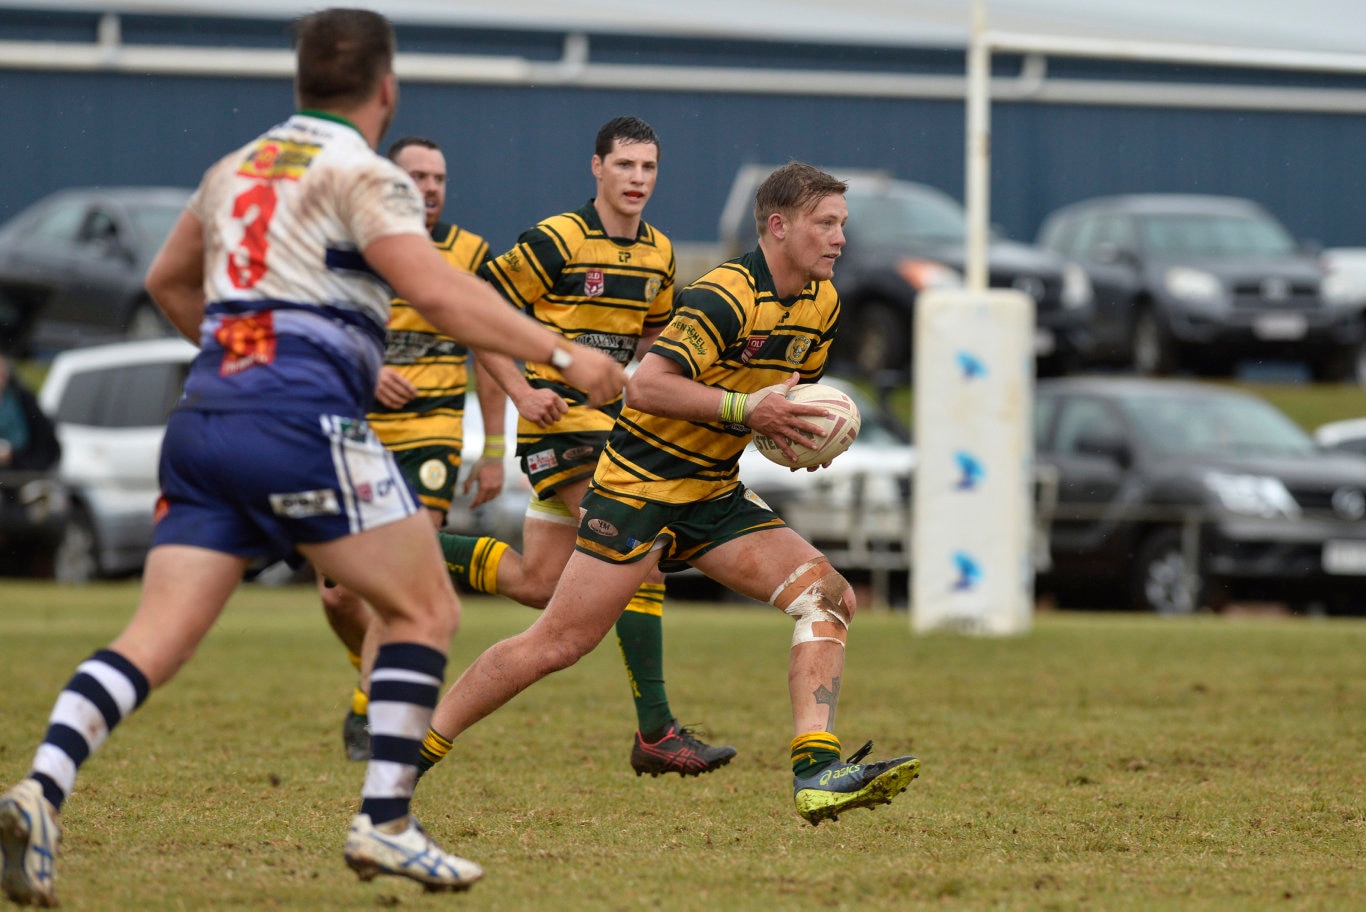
[1204, 471, 1300, 519]
[1164, 267, 1228, 306]
[1061, 262, 1093, 309]
[1321, 271, 1366, 308]
[896, 258, 963, 291]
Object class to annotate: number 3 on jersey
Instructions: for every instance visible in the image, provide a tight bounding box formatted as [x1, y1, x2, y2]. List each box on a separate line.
[228, 182, 277, 289]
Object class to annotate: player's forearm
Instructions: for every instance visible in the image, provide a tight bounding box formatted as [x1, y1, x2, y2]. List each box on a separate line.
[626, 353, 725, 422]
[470, 355, 508, 437]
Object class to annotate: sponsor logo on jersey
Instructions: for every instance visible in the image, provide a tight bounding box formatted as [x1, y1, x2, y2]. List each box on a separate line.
[501, 249, 523, 273]
[354, 479, 398, 503]
[670, 318, 709, 358]
[644, 277, 662, 301]
[584, 269, 606, 297]
[237, 140, 319, 180]
[786, 336, 812, 363]
[270, 489, 342, 518]
[574, 331, 637, 363]
[741, 333, 769, 364]
[527, 448, 558, 473]
[587, 518, 619, 537]
[419, 459, 448, 491]
[563, 445, 596, 462]
[214, 312, 277, 376]
[382, 180, 423, 218]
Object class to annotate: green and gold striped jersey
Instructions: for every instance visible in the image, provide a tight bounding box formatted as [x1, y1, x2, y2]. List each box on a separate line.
[477, 200, 674, 429]
[593, 246, 841, 505]
[366, 221, 491, 453]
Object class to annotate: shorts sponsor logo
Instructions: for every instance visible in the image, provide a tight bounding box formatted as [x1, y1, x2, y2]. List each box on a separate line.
[588, 518, 618, 537]
[527, 448, 558, 473]
[563, 445, 596, 462]
[270, 489, 341, 518]
[743, 487, 773, 512]
[354, 479, 398, 503]
[584, 269, 606, 297]
[419, 459, 448, 490]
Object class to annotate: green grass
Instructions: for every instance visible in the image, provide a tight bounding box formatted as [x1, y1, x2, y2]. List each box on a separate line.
[1, 582, 1362, 910]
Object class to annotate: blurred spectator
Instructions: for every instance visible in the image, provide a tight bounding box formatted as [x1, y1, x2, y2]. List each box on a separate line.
[0, 356, 60, 471]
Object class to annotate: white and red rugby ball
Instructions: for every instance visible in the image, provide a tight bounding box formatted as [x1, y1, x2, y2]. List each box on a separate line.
[752, 383, 861, 469]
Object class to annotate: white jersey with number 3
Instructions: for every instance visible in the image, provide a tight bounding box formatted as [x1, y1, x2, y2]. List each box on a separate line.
[182, 112, 427, 415]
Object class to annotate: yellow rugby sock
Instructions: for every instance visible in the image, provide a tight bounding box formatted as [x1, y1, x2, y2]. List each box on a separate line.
[418, 728, 453, 774]
[791, 732, 841, 776]
[346, 650, 362, 671]
[350, 688, 368, 716]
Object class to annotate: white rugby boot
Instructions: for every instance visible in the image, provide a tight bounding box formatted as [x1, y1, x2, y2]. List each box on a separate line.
[344, 813, 483, 892]
[0, 779, 61, 908]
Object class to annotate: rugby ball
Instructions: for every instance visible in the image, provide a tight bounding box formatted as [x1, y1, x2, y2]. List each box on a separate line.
[752, 383, 861, 469]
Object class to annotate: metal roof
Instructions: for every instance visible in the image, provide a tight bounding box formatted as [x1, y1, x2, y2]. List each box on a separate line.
[1, 0, 1363, 57]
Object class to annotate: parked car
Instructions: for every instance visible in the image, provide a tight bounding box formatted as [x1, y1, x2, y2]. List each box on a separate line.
[38, 337, 195, 582]
[1034, 375, 1366, 615]
[0, 186, 190, 354]
[718, 165, 1095, 380]
[1036, 194, 1366, 380]
[1312, 416, 1366, 458]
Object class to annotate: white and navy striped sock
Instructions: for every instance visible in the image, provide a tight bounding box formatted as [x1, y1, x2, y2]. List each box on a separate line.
[361, 642, 445, 826]
[30, 649, 150, 811]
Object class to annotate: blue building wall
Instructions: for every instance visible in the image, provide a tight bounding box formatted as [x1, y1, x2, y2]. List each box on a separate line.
[4, 13, 1366, 253]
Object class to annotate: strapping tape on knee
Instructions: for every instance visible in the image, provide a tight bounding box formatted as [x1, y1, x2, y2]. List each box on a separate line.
[770, 558, 851, 648]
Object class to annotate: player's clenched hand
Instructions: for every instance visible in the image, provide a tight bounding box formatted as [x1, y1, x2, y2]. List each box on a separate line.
[373, 367, 418, 409]
[463, 456, 505, 508]
[561, 345, 627, 408]
[744, 372, 829, 464]
[514, 387, 568, 428]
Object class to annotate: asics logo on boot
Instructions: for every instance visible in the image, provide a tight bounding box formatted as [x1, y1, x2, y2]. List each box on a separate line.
[819, 763, 862, 786]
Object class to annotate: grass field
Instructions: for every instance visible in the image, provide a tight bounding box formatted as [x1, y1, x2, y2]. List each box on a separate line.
[0, 581, 1362, 911]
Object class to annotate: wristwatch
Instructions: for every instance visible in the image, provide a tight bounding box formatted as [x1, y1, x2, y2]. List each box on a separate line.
[550, 344, 574, 370]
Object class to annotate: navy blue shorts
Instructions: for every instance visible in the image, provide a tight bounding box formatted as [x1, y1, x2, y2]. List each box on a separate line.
[152, 408, 420, 563]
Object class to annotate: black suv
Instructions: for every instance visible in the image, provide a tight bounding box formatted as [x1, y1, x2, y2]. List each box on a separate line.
[1035, 376, 1366, 615]
[718, 166, 1096, 380]
[1036, 194, 1366, 381]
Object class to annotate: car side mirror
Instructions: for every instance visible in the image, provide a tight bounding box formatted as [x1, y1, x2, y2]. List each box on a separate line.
[1075, 431, 1131, 467]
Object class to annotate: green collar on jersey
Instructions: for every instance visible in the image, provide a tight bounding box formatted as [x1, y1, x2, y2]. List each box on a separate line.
[296, 109, 363, 137]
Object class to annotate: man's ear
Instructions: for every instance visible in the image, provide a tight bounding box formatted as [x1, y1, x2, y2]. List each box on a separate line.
[767, 211, 787, 241]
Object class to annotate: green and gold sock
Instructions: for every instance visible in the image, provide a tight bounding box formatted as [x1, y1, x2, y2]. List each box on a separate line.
[791, 732, 841, 777]
[438, 532, 508, 594]
[616, 583, 672, 739]
[418, 728, 453, 776]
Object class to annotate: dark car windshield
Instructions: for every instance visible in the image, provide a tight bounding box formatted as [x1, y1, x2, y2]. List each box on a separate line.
[1122, 393, 1316, 458]
[128, 204, 185, 249]
[846, 187, 967, 245]
[1138, 213, 1297, 257]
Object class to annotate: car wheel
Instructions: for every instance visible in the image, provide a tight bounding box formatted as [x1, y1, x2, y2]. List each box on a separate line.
[837, 300, 908, 378]
[1130, 528, 1202, 615]
[125, 299, 170, 340]
[53, 505, 101, 585]
[1131, 308, 1178, 376]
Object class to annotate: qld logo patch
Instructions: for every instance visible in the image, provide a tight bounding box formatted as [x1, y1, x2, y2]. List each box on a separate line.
[740, 334, 768, 364]
[584, 269, 606, 297]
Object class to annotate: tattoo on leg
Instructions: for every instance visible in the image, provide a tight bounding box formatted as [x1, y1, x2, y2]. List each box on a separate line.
[813, 676, 841, 731]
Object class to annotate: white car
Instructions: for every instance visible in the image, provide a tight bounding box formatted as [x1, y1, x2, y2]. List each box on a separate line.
[38, 337, 196, 582]
[1313, 416, 1366, 458]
